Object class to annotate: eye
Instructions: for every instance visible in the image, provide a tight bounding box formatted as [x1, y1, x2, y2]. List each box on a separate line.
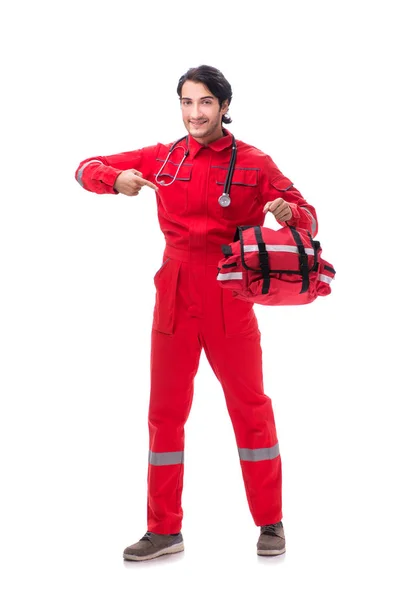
[182, 100, 191, 106]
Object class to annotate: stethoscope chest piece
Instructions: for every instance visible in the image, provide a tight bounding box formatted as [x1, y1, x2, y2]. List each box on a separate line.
[218, 193, 231, 207]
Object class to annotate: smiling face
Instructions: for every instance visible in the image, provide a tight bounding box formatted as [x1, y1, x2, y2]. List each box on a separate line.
[180, 80, 229, 145]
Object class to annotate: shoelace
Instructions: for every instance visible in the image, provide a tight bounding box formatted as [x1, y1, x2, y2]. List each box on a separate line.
[261, 522, 282, 536]
[139, 531, 180, 545]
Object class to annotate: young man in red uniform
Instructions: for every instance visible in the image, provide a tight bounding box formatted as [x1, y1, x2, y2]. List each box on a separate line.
[75, 65, 318, 561]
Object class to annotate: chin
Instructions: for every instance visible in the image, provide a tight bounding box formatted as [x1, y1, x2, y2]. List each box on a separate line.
[189, 128, 209, 138]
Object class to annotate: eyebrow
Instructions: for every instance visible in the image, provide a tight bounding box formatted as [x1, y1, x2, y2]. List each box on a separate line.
[180, 96, 215, 101]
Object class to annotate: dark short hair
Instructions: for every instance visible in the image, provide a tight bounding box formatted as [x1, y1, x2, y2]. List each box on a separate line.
[177, 65, 233, 124]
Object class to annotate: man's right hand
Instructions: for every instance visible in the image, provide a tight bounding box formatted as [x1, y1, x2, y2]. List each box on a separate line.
[113, 169, 158, 196]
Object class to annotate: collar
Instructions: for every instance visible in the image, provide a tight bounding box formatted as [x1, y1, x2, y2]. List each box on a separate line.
[188, 127, 233, 159]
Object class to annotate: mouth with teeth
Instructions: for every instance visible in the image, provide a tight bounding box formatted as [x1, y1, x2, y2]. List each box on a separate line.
[190, 120, 207, 127]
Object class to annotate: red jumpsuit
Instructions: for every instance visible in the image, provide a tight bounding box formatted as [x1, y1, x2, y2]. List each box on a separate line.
[75, 128, 318, 534]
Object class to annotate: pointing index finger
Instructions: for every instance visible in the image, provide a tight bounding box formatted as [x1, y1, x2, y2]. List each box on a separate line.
[134, 175, 159, 191]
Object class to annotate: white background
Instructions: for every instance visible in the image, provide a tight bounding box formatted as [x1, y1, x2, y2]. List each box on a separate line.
[1, 0, 399, 598]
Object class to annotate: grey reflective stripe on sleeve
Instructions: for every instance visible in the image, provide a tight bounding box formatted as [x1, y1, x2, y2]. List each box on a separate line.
[148, 450, 184, 466]
[77, 160, 103, 187]
[217, 272, 243, 281]
[243, 244, 314, 255]
[302, 207, 317, 236]
[238, 443, 280, 461]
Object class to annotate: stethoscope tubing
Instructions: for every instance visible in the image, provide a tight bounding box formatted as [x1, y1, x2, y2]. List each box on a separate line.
[223, 136, 237, 195]
[155, 136, 189, 187]
[155, 134, 237, 205]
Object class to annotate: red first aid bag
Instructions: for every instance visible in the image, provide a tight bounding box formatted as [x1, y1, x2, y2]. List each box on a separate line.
[217, 225, 335, 306]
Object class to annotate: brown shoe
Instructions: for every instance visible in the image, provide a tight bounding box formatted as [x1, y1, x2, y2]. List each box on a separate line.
[123, 531, 184, 561]
[257, 521, 286, 556]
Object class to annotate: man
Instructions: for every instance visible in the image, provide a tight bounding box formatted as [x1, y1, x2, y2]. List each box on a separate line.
[75, 65, 318, 561]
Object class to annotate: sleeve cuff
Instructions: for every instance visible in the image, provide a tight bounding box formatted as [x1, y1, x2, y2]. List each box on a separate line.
[100, 166, 123, 193]
[278, 202, 300, 227]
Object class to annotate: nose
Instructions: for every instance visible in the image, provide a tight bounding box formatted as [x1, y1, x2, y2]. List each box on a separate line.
[190, 103, 203, 119]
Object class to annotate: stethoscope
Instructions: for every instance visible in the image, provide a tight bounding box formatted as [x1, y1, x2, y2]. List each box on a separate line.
[155, 135, 237, 207]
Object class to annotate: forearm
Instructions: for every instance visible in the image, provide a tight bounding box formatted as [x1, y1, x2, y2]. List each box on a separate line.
[75, 157, 122, 194]
[261, 156, 318, 237]
[279, 186, 318, 237]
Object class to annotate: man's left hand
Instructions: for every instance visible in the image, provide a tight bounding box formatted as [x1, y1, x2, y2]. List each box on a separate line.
[263, 197, 292, 222]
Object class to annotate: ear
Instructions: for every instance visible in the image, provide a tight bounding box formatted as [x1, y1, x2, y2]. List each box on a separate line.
[221, 99, 229, 114]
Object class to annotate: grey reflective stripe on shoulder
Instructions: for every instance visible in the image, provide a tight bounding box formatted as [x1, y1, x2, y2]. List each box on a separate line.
[149, 450, 184, 466]
[77, 160, 103, 187]
[302, 207, 317, 236]
[238, 443, 280, 461]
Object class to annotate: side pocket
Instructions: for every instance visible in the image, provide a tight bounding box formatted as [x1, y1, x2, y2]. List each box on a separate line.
[221, 288, 258, 337]
[152, 258, 181, 335]
[154, 257, 170, 279]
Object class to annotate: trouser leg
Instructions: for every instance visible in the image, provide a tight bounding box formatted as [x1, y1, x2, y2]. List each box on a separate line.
[202, 285, 282, 526]
[147, 260, 202, 534]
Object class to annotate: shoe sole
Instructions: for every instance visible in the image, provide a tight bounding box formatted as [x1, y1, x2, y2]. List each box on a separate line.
[123, 542, 184, 561]
[257, 547, 286, 556]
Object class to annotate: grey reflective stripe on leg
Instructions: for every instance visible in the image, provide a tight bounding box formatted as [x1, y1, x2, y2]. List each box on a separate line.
[149, 450, 184, 466]
[302, 208, 317, 236]
[238, 443, 280, 461]
[77, 160, 103, 187]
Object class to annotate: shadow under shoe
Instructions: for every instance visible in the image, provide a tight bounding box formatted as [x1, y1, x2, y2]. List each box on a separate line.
[257, 521, 286, 556]
[123, 531, 184, 561]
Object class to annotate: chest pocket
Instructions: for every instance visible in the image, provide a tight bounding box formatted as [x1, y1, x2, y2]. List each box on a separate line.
[213, 166, 260, 221]
[154, 159, 192, 216]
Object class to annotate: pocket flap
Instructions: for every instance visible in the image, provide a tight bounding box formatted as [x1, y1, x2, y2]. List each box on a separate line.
[215, 167, 259, 187]
[154, 160, 192, 182]
[270, 175, 293, 192]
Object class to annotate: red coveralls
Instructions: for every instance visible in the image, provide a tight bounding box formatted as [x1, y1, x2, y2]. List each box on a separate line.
[76, 128, 318, 534]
